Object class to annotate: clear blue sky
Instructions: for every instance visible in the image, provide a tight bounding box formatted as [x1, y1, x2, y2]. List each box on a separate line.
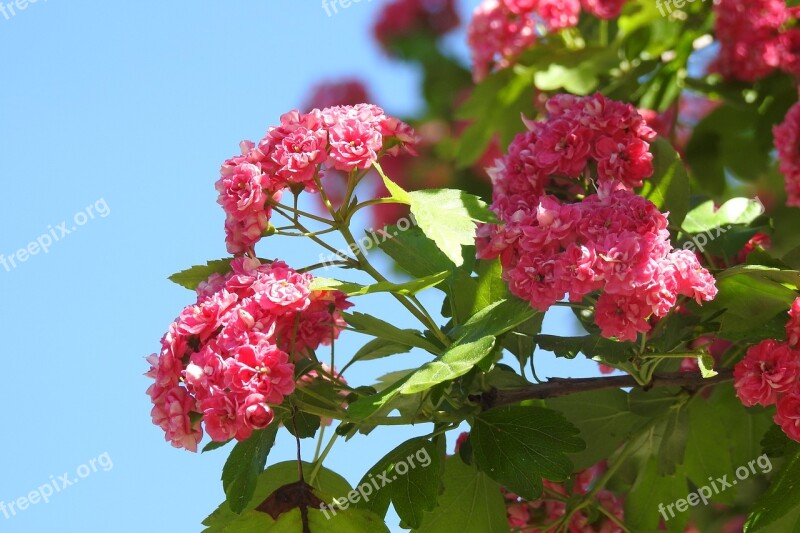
[0, 2, 597, 531]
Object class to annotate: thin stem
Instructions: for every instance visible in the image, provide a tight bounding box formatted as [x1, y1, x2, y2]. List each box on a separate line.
[344, 198, 401, 224]
[313, 424, 327, 463]
[273, 227, 339, 238]
[271, 201, 335, 225]
[308, 431, 340, 485]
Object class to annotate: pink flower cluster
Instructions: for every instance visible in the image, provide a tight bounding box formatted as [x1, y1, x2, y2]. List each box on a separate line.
[713, 0, 800, 82]
[734, 298, 800, 441]
[374, 0, 460, 54]
[477, 94, 717, 341]
[504, 464, 624, 532]
[146, 258, 352, 452]
[773, 101, 800, 207]
[468, 0, 629, 80]
[216, 105, 417, 253]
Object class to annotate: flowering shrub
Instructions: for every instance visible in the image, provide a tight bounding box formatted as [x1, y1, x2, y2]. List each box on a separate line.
[147, 1, 800, 531]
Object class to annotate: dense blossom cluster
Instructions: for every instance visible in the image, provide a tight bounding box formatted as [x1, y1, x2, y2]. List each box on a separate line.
[735, 298, 800, 441]
[477, 94, 717, 341]
[505, 465, 624, 532]
[216, 105, 417, 253]
[452, 434, 623, 531]
[468, 0, 629, 80]
[146, 258, 352, 451]
[773, 101, 800, 207]
[374, 0, 460, 54]
[713, 0, 800, 82]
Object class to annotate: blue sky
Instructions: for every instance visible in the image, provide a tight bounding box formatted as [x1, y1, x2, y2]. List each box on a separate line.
[0, 1, 597, 531]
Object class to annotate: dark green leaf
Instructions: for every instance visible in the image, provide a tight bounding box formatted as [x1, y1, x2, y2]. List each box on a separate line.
[471, 405, 585, 499]
[414, 456, 508, 533]
[548, 389, 646, 471]
[640, 138, 690, 227]
[535, 334, 637, 365]
[745, 448, 800, 531]
[356, 438, 441, 528]
[221, 425, 281, 514]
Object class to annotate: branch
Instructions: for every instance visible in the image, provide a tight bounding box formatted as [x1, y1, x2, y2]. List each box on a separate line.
[475, 369, 734, 409]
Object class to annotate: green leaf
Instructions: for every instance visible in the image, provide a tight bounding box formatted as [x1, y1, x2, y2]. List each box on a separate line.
[202, 439, 232, 453]
[400, 336, 497, 395]
[700, 266, 800, 339]
[535, 334, 637, 365]
[682, 198, 765, 234]
[356, 438, 441, 528]
[221, 424, 281, 514]
[450, 297, 538, 344]
[285, 411, 321, 439]
[683, 396, 736, 505]
[640, 138, 690, 227]
[349, 338, 412, 365]
[203, 462, 352, 531]
[657, 403, 691, 475]
[414, 456, 508, 533]
[698, 354, 717, 378]
[745, 448, 800, 531]
[344, 312, 442, 355]
[470, 259, 509, 315]
[377, 226, 456, 278]
[471, 405, 585, 500]
[346, 375, 410, 421]
[625, 457, 688, 532]
[270, 507, 390, 532]
[455, 68, 534, 167]
[169, 259, 232, 290]
[408, 189, 497, 267]
[547, 389, 646, 471]
[503, 314, 545, 366]
[374, 161, 412, 204]
[310, 271, 449, 297]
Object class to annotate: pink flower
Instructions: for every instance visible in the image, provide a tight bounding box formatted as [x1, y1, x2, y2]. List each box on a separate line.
[773, 102, 800, 208]
[270, 127, 328, 190]
[215, 163, 267, 221]
[373, 0, 460, 55]
[239, 393, 274, 431]
[327, 119, 384, 171]
[581, 0, 626, 19]
[776, 391, 800, 442]
[538, 0, 581, 31]
[788, 298, 800, 347]
[734, 340, 800, 407]
[468, 0, 537, 81]
[226, 340, 295, 404]
[533, 119, 593, 178]
[594, 292, 650, 342]
[147, 259, 351, 451]
[200, 394, 241, 443]
[150, 386, 203, 452]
